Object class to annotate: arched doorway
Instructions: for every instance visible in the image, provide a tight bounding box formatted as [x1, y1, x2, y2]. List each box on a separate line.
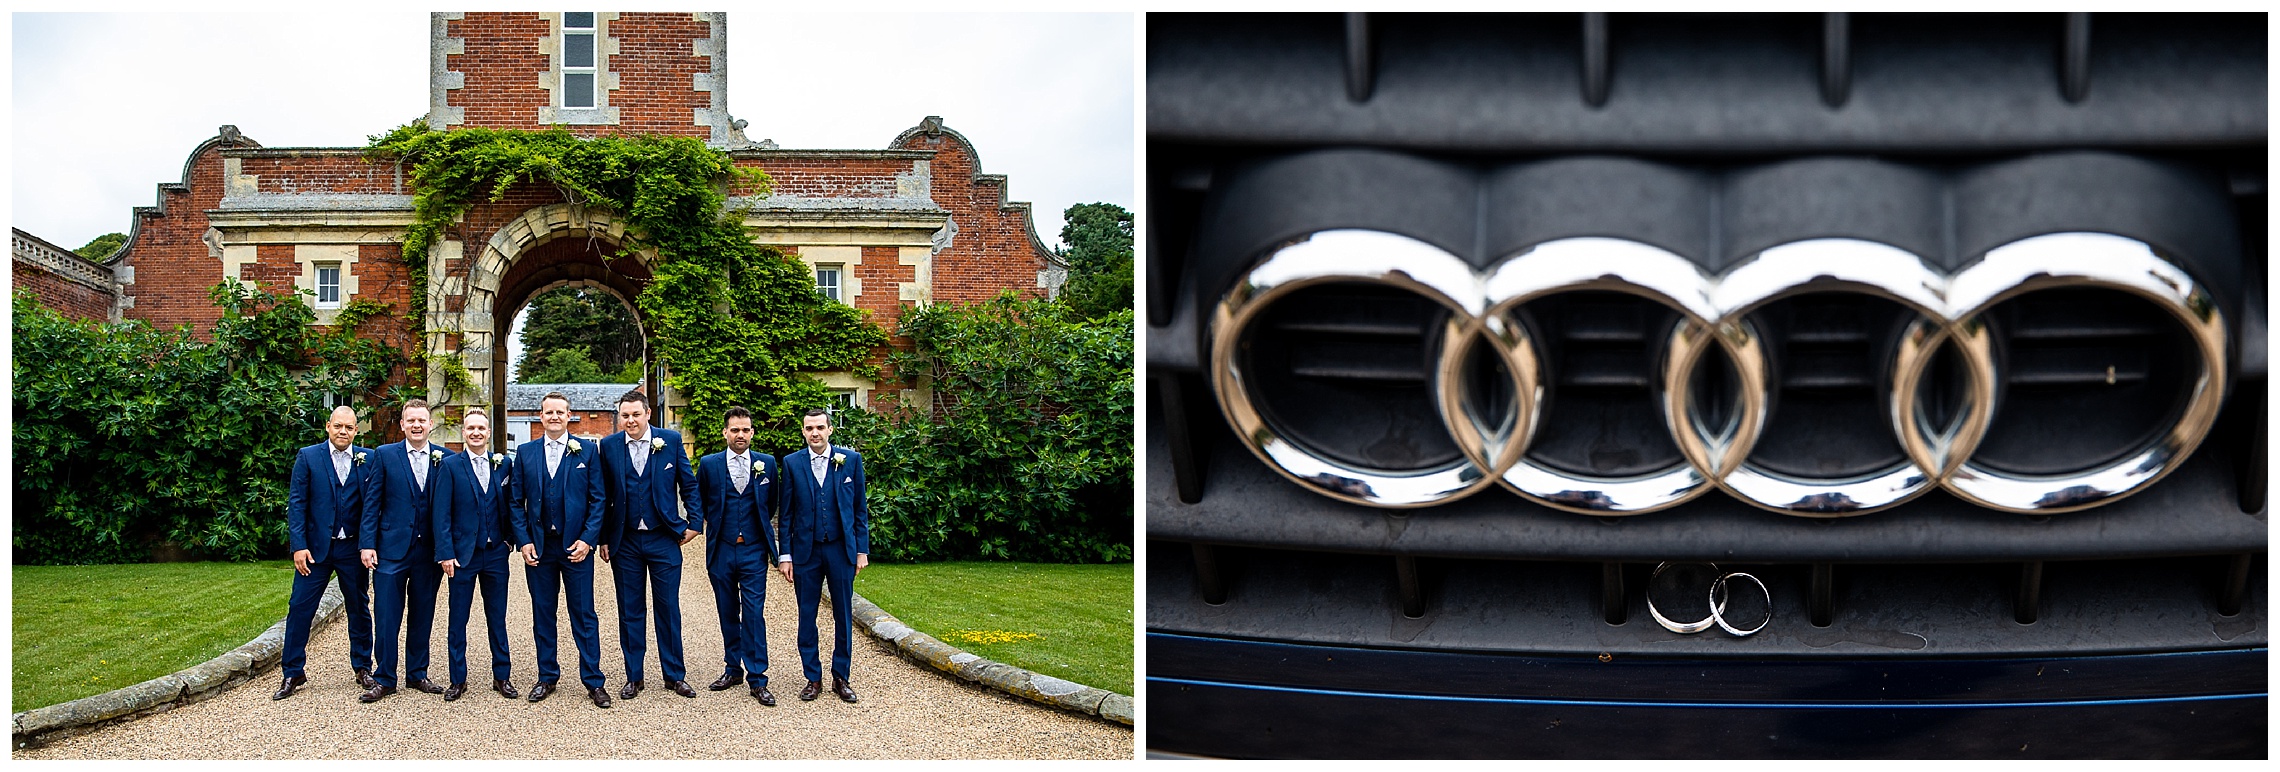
[436, 203, 674, 444]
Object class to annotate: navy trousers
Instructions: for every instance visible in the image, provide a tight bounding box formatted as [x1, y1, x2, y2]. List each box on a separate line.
[794, 543, 857, 683]
[281, 536, 373, 680]
[372, 546, 442, 688]
[445, 541, 514, 685]
[707, 539, 773, 684]
[526, 551, 605, 689]
[611, 527, 687, 683]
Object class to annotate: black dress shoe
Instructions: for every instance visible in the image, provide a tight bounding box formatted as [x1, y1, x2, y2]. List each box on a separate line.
[832, 676, 859, 704]
[619, 679, 643, 700]
[407, 676, 445, 695]
[708, 671, 744, 691]
[273, 675, 306, 700]
[667, 680, 697, 698]
[588, 686, 613, 708]
[353, 668, 379, 690]
[751, 684, 777, 707]
[358, 684, 397, 703]
[493, 679, 521, 699]
[799, 680, 822, 701]
[443, 682, 467, 701]
[527, 681, 556, 703]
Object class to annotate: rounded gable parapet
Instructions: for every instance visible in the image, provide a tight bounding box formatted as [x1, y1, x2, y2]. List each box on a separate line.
[104, 126, 263, 267]
[888, 116, 1066, 272]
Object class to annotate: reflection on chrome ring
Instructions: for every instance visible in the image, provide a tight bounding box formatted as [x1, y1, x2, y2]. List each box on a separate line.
[1211, 230, 2228, 515]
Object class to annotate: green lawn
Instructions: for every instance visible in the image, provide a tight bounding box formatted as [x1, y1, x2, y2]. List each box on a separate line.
[12, 561, 296, 712]
[855, 561, 1132, 695]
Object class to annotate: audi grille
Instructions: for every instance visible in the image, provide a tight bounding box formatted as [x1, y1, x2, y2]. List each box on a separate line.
[1147, 12, 2265, 759]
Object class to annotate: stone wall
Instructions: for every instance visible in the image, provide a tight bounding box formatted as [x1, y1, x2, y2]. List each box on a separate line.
[11, 229, 119, 322]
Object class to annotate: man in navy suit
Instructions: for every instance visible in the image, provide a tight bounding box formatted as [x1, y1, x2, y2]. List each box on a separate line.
[596, 390, 704, 700]
[359, 399, 447, 702]
[431, 407, 518, 701]
[275, 405, 379, 700]
[695, 406, 782, 706]
[778, 407, 871, 704]
[510, 391, 612, 708]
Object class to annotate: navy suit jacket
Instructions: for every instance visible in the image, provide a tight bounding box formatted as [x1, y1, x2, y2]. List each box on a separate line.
[695, 449, 782, 566]
[777, 445, 871, 564]
[362, 441, 443, 563]
[508, 435, 605, 551]
[597, 427, 702, 547]
[288, 441, 373, 563]
[432, 450, 514, 566]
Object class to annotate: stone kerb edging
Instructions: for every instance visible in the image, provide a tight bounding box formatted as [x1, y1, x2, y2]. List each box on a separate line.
[12, 583, 348, 750]
[847, 591, 1133, 727]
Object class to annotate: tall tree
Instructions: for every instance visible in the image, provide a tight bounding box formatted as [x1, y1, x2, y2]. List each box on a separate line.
[1056, 202, 1134, 320]
[516, 346, 636, 384]
[515, 286, 643, 381]
[74, 233, 127, 259]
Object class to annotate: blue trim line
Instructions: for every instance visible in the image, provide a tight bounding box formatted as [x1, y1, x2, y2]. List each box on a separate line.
[1150, 676, 2266, 709]
[1146, 631, 2269, 666]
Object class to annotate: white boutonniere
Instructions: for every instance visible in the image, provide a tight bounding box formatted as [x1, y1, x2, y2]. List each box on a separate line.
[567, 438, 583, 455]
[831, 452, 847, 468]
[650, 437, 666, 453]
[429, 449, 445, 462]
[490, 452, 506, 465]
[354, 451, 368, 465]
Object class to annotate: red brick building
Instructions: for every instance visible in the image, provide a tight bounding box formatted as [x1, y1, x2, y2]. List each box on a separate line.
[12, 12, 1064, 445]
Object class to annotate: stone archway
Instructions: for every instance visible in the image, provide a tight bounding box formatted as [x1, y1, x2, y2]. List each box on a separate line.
[428, 203, 669, 442]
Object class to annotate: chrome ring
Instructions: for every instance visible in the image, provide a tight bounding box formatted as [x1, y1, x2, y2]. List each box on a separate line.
[1210, 230, 2228, 516]
[1934, 233, 2229, 512]
[1688, 239, 2000, 516]
[1471, 239, 1770, 514]
[1210, 230, 1533, 507]
[1710, 572, 1771, 637]
[1647, 561, 1721, 634]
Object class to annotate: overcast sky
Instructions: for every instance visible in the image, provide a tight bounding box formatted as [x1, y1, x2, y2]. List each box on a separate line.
[11, 11, 1134, 377]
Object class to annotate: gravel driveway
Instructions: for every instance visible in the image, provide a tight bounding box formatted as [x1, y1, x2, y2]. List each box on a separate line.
[16, 539, 1131, 759]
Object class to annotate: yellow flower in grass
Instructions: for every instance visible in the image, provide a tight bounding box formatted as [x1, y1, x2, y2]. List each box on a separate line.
[947, 630, 1043, 646]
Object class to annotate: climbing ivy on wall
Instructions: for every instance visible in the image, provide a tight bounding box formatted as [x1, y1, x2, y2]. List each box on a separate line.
[366, 125, 887, 451]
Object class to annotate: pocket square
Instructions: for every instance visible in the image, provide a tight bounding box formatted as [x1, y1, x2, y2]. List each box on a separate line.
[576, 463, 587, 469]
[843, 476, 853, 483]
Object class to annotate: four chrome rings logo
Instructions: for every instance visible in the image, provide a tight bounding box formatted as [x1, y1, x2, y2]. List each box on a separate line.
[1210, 230, 2228, 516]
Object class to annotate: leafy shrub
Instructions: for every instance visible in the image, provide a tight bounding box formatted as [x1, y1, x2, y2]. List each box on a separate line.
[836, 294, 1133, 563]
[11, 282, 401, 564]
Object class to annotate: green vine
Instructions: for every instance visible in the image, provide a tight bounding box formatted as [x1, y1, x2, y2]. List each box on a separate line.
[365, 125, 888, 452]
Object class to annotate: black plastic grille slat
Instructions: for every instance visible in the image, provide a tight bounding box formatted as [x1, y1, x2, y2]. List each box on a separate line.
[1556, 350, 1652, 389]
[1244, 285, 1461, 470]
[1284, 339, 1430, 382]
[1273, 321, 1425, 337]
[1522, 293, 1684, 477]
[1973, 288, 2193, 474]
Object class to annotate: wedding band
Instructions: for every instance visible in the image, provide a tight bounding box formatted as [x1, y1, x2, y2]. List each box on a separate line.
[1710, 572, 1771, 637]
[1647, 561, 1720, 634]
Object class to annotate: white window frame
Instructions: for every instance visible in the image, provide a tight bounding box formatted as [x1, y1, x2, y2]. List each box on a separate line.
[562, 12, 597, 109]
[314, 263, 343, 309]
[825, 264, 852, 302]
[830, 390, 859, 413]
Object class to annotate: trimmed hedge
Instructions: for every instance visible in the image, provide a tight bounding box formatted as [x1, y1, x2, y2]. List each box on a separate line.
[11, 283, 399, 564]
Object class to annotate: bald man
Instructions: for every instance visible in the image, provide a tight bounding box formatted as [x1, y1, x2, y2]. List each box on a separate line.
[276, 405, 380, 699]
